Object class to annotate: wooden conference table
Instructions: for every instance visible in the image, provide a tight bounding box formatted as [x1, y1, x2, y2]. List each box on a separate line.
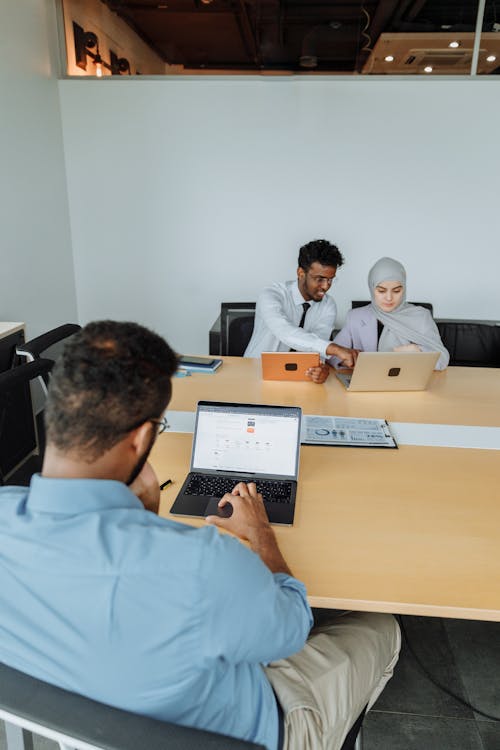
[150, 357, 500, 622]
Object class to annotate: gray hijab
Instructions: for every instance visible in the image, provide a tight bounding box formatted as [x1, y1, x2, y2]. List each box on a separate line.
[368, 257, 448, 359]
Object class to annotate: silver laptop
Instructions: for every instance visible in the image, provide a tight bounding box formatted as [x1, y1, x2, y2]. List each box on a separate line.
[170, 401, 302, 525]
[335, 351, 440, 392]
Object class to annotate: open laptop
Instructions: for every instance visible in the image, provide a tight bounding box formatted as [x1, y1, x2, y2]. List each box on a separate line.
[170, 401, 302, 525]
[261, 352, 320, 381]
[335, 351, 440, 392]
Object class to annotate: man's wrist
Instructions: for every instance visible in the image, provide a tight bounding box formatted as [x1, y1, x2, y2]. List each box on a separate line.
[247, 523, 276, 551]
[247, 524, 292, 576]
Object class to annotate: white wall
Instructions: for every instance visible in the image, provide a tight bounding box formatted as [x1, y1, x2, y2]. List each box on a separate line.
[0, 0, 77, 339]
[58, 76, 500, 354]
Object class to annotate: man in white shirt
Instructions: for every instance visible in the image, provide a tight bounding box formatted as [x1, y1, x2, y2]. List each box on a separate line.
[244, 240, 358, 378]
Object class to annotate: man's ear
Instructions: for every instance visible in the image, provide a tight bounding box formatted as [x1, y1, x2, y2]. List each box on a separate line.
[297, 266, 305, 280]
[129, 421, 154, 457]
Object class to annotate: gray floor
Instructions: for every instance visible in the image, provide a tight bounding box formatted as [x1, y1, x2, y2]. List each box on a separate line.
[363, 616, 500, 750]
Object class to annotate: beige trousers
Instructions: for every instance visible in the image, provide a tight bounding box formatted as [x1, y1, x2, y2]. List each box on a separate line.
[264, 612, 401, 750]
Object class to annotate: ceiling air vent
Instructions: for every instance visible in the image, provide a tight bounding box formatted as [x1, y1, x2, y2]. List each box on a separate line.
[404, 48, 475, 67]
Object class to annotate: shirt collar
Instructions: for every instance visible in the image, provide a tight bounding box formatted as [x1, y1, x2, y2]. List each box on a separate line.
[27, 474, 143, 514]
[290, 280, 319, 307]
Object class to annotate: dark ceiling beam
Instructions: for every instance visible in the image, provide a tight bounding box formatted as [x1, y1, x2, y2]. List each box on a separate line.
[101, 1, 171, 61]
[390, 0, 417, 27]
[351, 1, 407, 73]
[364, 0, 408, 42]
[232, 0, 261, 66]
[278, 0, 285, 47]
[406, 0, 429, 23]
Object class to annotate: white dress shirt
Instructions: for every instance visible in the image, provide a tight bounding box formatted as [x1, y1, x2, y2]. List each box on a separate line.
[244, 280, 337, 358]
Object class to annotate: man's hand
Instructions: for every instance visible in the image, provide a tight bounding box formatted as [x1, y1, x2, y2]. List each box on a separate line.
[306, 363, 330, 384]
[206, 482, 270, 541]
[129, 461, 161, 513]
[326, 343, 359, 368]
[206, 482, 292, 575]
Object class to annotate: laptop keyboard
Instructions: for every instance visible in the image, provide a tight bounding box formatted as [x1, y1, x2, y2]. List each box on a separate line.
[336, 372, 352, 388]
[185, 474, 293, 504]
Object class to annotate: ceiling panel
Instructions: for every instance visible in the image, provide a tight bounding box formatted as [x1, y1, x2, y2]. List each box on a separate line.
[96, 1, 499, 73]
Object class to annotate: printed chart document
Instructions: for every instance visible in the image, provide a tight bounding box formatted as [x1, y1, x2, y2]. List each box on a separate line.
[302, 415, 397, 449]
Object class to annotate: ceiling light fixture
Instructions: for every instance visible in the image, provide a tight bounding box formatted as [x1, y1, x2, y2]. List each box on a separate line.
[424, 65, 433, 73]
[119, 58, 131, 74]
[487, 54, 497, 62]
[449, 41, 460, 48]
[384, 55, 394, 62]
[299, 55, 318, 68]
[93, 50, 104, 78]
[299, 23, 341, 69]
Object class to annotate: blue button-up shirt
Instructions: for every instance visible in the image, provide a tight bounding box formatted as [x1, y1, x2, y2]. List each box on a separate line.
[0, 475, 312, 750]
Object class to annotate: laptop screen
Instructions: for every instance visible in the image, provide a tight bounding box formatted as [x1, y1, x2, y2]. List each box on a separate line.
[192, 402, 301, 479]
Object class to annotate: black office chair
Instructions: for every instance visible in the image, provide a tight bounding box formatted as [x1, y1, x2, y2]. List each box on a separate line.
[227, 315, 256, 356]
[351, 300, 434, 315]
[0, 359, 53, 486]
[0, 661, 263, 750]
[0, 657, 366, 750]
[219, 303, 256, 356]
[436, 319, 500, 367]
[16, 323, 81, 392]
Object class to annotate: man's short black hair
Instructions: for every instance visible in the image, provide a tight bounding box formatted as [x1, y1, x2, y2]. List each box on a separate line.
[45, 320, 178, 460]
[298, 240, 344, 272]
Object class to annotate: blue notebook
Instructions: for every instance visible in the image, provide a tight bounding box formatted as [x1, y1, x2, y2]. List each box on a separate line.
[178, 356, 222, 374]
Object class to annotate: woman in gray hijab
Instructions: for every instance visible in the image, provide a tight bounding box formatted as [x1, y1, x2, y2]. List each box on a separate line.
[330, 257, 449, 370]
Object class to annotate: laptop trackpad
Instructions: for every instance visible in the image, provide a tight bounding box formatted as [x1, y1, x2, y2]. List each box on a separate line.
[204, 497, 233, 518]
[171, 495, 208, 518]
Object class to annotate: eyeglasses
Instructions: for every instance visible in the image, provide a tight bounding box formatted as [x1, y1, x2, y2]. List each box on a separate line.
[123, 415, 170, 435]
[149, 416, 170, 434]
[306, 273, 336, 286]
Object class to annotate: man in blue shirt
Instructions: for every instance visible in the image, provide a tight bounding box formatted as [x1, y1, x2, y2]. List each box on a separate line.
[0, 321, 399, 750]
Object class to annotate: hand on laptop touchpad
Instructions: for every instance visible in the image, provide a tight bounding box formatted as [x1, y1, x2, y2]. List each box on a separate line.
[205, 497, 233, 518]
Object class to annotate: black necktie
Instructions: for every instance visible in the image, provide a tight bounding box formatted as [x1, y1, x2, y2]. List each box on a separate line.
[290, 303, 311, 351]
[298, 302, 311, 329]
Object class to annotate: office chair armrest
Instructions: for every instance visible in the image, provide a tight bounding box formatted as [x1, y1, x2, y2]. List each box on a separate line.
[16, 324, 81, 360]
[0, 359, 53, 391]
[0, 662, 263, 750]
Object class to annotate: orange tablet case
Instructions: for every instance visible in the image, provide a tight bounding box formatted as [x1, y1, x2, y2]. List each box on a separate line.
[261, 352, 320, 381]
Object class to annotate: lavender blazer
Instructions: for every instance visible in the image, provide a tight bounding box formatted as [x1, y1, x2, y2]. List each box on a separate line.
[332, 305, 379, 355]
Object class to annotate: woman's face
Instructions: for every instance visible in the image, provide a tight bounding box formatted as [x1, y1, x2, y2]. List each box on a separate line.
[373, 280, 404, 312]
